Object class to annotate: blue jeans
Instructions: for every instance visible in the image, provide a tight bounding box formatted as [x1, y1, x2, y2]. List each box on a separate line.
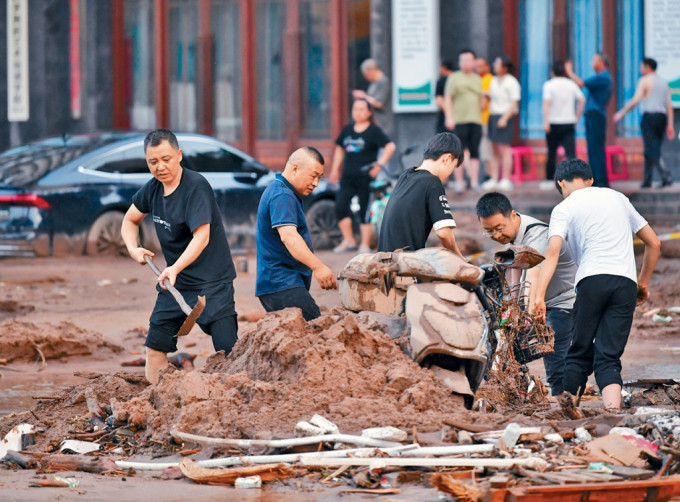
[544, 308, 573, 395]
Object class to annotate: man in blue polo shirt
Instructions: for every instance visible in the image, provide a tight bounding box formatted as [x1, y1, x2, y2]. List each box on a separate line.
[256, 147, 338, 321]
[565, 53, 613, 188]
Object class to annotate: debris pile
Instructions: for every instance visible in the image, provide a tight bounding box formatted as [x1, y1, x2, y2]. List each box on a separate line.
[110, 308, 505, 442]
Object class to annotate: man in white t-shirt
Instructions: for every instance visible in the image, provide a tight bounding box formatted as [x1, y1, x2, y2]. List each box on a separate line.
[532, 159, 661, 411]
[542, 61, 586, 187]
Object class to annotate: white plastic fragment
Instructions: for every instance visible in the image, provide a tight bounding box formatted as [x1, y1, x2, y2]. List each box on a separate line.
[0, 424, 40, 460]
[309, 415, 339, 435]
[234, 475, 262, 489]
[500, 423, 521, 449]
[609, 427, 642, 438]
[361, 426, 408, 443]
[294, 421, 323, 437]
[544, 433, 564, 444]
[60, 439, 100, 454]
[574, 427, 592, 444]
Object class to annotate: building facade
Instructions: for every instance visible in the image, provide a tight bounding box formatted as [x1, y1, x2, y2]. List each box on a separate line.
[0, 0, 678, 178]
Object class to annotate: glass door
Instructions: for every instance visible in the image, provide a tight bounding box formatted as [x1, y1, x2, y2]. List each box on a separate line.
[211, 0, 242, 142]
[169, 0, 199, 132]
[124, 0, 156, 130]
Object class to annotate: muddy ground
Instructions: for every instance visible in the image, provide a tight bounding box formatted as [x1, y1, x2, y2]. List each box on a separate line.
[1, 218, 679, 500]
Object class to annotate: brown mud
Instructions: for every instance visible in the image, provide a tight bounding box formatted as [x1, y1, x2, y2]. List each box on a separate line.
[0, 320, 123, 364]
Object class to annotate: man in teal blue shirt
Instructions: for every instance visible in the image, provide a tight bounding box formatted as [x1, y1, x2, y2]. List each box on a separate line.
[565, 53, 613, 188]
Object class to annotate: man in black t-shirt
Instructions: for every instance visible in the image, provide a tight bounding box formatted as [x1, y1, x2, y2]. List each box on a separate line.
[378, 132, 465, 257]
[121, 129, 238, 384]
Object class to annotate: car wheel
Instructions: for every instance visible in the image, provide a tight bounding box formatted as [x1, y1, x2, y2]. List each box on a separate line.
[86, 211, 128, 257]
[306, 199, 342, 250]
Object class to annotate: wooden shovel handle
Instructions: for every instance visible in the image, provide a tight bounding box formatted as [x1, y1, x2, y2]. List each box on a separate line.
[144, 255, 192, 316]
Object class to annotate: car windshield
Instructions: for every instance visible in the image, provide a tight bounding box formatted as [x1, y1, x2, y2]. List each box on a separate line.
[0, 134, 126, 187]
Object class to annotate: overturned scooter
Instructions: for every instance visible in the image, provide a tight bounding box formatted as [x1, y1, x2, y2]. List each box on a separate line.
[338, 246, 553, 408]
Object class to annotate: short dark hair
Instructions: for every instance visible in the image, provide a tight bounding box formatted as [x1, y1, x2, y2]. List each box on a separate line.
[642, 57, 657, 71]
[552, 60, 566, 77]
[422, 132, 463, 166]
[301, 146, 325, 166]
[144, 129, 179, 152]
[476, 192, 513, 219]
[459, 48, 476, 58]
[595, 52, 610, 68]
[496, 54, 515, 75]
[441, 60, 455, 71]
[554, 158, 593, 194]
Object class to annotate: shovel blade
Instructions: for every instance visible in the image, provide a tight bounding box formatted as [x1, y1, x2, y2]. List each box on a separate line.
[175, 295, 206, 337]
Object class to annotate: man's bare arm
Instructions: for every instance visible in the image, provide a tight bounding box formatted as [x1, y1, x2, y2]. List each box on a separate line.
[531, 235, 563, 321]
[635, 224, 661, 305]
[435, 227, 464, 259]
[277, 225, 337, 290]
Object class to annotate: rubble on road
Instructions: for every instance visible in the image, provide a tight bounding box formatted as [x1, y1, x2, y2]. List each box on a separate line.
[2, 308, 680, 499]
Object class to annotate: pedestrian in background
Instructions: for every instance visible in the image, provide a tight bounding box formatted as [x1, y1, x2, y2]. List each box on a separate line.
[330, 99, 395, 254]
[541, 60, 586, 189]
[353, 59, 393, 136]
[614, 57, 674, 188]
[565, 53, 613, 188]
[435, 60, 455, 133]
[482, 55, 521, 191]
[476, 57, 494, 181]
[256, 147, 337, 322]
[444, 49, 483, 193]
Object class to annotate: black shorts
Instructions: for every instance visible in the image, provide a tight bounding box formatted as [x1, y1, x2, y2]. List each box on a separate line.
[336, 174, 371, 223]
[258, 286, 321, 321]
[146, 280, 238, 354]
[488, 114, 516, 145]
[453, 123, 482, 159]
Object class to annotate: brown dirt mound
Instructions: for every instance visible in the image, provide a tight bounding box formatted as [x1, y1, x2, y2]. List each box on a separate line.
[0, 320, 123, 363]
[0, 300, 34, 315]
[111, 308, 509, 442]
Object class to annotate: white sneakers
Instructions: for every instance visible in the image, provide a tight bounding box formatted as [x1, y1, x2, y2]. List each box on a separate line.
[358, 245, 372, 254]
[482, 178, 513, 191]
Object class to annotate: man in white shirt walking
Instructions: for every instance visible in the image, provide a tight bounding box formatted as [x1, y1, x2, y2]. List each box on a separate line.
[542, 61, 586, 188]
[532, 159, 661, 411]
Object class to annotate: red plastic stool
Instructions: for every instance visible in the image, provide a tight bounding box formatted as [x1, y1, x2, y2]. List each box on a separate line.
[510, 146, 537, 184]
[605, 145, 629, 181]
[556, 145, 587, 160]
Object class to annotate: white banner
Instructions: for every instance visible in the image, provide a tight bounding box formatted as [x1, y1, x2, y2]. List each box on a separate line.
[392, 0, 439, 113]
[644, 0, 680, 107]
[7, 0, 29, 121]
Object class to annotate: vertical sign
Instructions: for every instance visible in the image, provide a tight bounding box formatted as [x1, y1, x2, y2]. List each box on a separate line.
[7, 0, 29, 121]
[70, 0, 81, 119]
[644, 0, 680, 107]
[392, 0, 439, 112]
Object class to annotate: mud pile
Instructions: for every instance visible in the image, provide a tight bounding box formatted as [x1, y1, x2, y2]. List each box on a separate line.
[109, 308, 510, 442]
[0, 320, 123, 363]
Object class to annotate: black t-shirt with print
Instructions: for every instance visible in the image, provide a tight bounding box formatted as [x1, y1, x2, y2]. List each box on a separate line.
[378, 167, 455, 252]
[335, 122, 390, 180]
[131, 168, 236, 289]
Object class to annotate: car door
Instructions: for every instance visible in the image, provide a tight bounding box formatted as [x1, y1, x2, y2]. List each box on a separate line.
[178, 137, 272, 252]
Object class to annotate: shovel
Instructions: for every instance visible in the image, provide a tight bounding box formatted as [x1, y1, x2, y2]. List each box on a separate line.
[144, 255, 205, 337]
